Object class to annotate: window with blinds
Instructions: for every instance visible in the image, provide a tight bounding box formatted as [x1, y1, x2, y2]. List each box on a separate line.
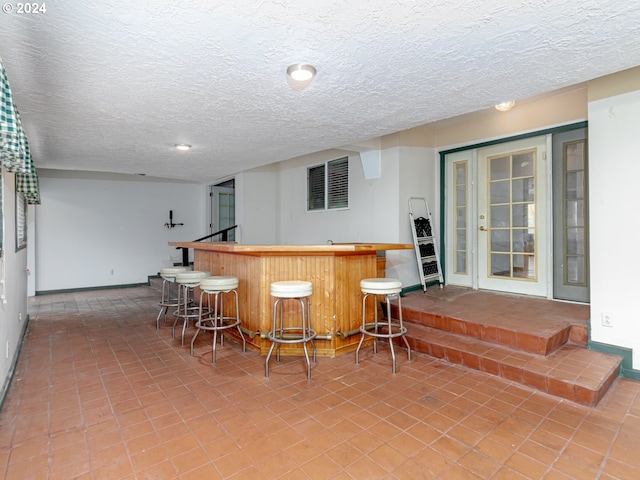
[16, 191, 26, 251]
[307, 157, 349, 211]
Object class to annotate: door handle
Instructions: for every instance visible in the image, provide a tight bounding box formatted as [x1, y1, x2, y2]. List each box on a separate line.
[479, 226, 486, 231]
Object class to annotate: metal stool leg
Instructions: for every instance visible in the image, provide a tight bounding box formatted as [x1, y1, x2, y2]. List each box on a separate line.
[190, 290, 207, 356]
[211, 291, 221, 363]
[355, 294, 367, 365]
[172, 283, 183, 339]
[305, 297, 316, 364]
[265, 297, 281, 377]
[385, 294, 397, 374]
[299, 297, 311, 379]
[398, 295, 411, 361]
[233, 290, 247, 353]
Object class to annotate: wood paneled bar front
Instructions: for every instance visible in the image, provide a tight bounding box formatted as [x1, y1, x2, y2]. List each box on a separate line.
[169, 242, 413, 357]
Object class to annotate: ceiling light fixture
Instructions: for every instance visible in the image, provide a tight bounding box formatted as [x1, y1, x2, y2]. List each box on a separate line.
[175, 144, 191, 151]
[287, 64, 316, 82]
[286, 64, 316, 90]
[495, 100, 516, 112]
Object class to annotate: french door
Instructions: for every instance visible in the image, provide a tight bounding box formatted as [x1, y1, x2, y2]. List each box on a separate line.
[445, 136, 549, 296]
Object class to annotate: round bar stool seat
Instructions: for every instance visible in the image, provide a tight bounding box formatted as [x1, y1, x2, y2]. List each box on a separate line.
[266, 281, 316, 379]
[173, 271, 210, 346]
[200, 276, 239, 291]
[156, 266, 191, 329]
[270, 280, 313, 298]
[190, 276, 246, 363]
[360, 278, 402, 294]
[355, 278, 411, 373]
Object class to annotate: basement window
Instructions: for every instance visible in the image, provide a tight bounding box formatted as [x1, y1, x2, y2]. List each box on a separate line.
[307, 157, 349, 211]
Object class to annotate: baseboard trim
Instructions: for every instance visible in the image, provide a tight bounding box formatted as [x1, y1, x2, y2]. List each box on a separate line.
[35, 283, 148, 296]
[589, 340, 640, 380]
[402, 281, 442, 295]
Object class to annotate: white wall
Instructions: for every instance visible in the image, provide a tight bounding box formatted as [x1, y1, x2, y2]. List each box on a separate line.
[0, 171, 29, 399]
[234, 166, 278, 244]
[588, 89, 640, 369]
[231, 145, 434, 289]
[275, 149, 400, 244]
[395, 145, 438, 287]
[35, 171, 207, 292]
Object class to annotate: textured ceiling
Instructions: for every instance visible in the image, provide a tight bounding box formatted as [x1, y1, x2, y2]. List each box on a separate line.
[2, 1, 640, 184]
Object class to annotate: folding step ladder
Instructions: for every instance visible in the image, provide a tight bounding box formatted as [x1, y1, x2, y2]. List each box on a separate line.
[409, 197, 444, 292]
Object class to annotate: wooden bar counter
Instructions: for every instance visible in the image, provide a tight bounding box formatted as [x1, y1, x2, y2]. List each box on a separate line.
[169, 242, 413, 357]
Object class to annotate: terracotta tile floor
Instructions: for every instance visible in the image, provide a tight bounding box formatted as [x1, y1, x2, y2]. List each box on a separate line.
[1, 286, 639, 479]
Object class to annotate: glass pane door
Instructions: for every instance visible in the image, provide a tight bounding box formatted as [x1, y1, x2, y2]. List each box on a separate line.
[487, 150, 536, 279]
[477, 136, 548, 296]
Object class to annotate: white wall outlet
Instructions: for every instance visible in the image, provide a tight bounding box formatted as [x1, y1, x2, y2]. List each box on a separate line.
[601, 312, 613, 327]
[18, 312, 22, 322]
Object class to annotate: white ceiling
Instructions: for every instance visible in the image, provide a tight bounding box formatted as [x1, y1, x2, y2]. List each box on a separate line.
[2, 1, 640, 185]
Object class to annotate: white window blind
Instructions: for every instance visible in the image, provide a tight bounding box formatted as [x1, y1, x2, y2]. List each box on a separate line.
[307, 157, 349, 211]
[327, 157, 348, 209]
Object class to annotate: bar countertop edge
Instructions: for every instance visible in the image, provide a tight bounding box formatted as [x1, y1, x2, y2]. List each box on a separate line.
[169, 242, 413, 255]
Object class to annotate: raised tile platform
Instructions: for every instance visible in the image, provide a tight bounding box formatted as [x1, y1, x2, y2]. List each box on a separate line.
[392, 286, 621, 407]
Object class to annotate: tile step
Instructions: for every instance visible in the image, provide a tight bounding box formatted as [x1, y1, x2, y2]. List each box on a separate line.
[392, 300, 580, 356]
[401, 322, 621, 407]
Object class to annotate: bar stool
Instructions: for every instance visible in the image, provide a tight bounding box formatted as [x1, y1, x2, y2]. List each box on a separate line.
[190, 276, 246, 363]
[265, 281, 316, 379]
[355, 278, 411, 373]
[156, 266, 191, 329]
[173, 271, 210, 346]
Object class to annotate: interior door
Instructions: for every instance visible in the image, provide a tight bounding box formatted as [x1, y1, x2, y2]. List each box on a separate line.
[552, 128, 589, 302]
[477, 136, 548, 296]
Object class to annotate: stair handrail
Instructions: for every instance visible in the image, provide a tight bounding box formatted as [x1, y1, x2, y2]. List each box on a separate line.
[175, 225, 238, 266]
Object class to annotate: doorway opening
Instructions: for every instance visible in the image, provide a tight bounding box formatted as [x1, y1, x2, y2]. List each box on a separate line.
[210, 178, 235, 241]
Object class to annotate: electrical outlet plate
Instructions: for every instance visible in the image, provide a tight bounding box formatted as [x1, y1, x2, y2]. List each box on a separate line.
[601, 313, 613, 327]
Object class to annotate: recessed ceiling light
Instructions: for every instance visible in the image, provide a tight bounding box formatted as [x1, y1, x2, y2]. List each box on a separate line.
[287, 64, 316, 82]
[286, 64, 317, 90]
[495, 101, 516, 112]
[175, 144, 191, 151]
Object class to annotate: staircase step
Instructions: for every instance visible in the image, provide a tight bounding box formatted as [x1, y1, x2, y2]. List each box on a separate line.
[394, 289, 589, 355]
[403, 322, 621, 407]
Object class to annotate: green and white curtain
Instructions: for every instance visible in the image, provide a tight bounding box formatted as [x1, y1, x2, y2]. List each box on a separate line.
[0, 58, 40, 204]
